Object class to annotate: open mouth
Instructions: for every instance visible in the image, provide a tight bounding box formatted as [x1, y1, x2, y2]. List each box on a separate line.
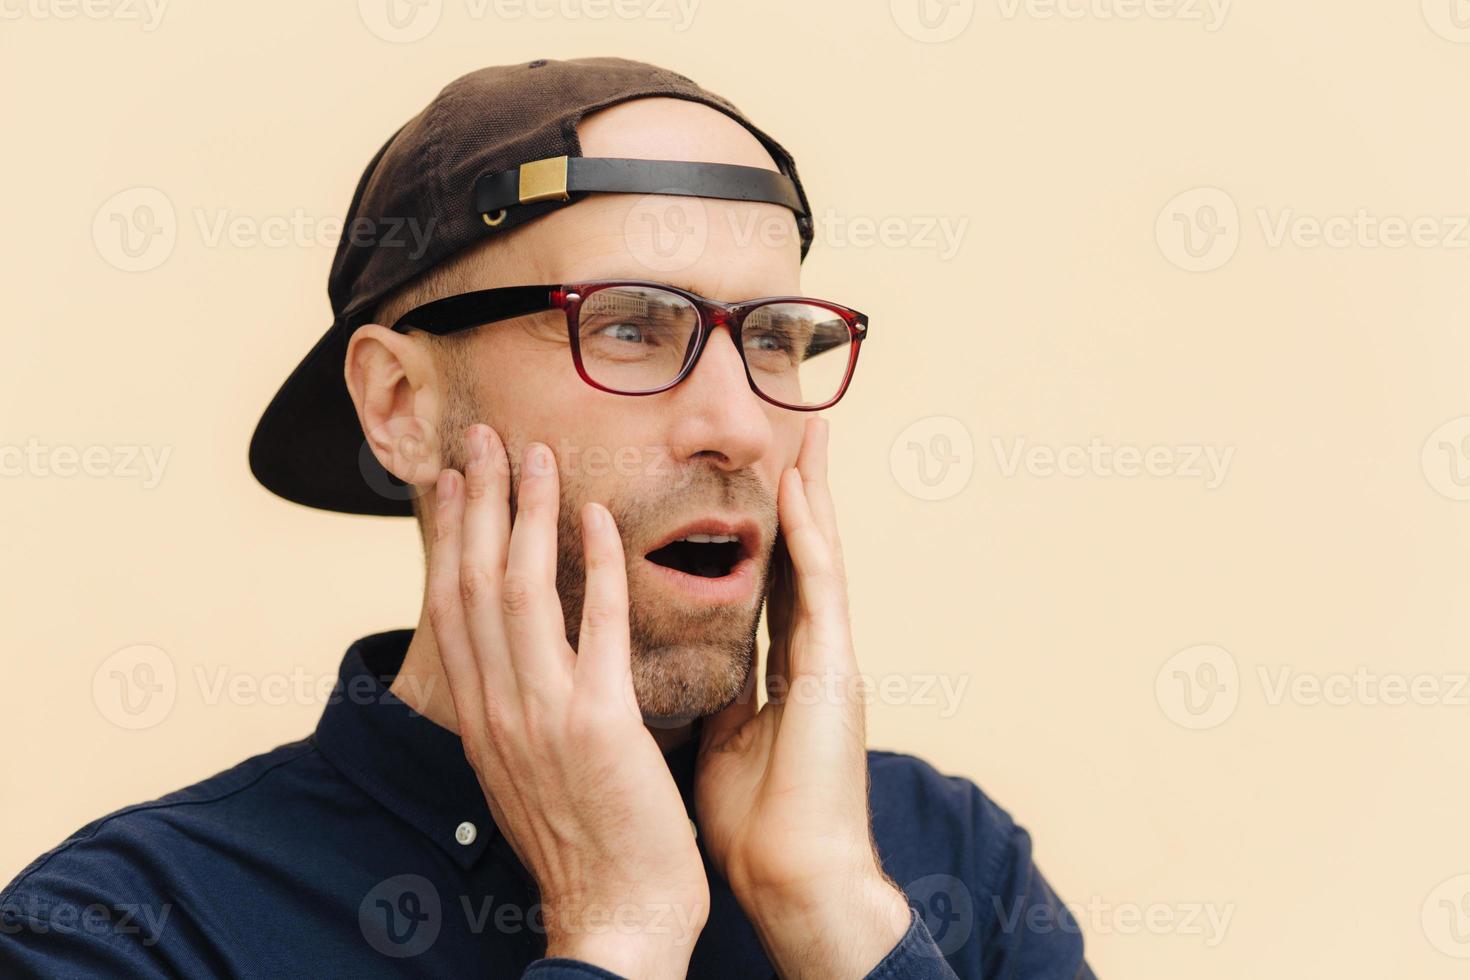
[645, 533, 744, 579]
[639, 517, 761, 604]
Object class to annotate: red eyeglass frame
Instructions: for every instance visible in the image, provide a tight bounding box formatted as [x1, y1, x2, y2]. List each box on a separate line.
[389, 278, 869, 411]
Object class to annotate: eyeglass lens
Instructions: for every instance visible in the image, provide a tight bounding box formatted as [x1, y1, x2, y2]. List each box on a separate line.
[575, 284, 853, 408]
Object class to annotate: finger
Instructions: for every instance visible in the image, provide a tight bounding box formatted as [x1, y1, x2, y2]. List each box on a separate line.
[501, 441, 575, 690]
[573, 502, 633, 699]
[795, 416, 842, 559]
[763, 531, 793, 704]
[423, 468, 487, 739]
[459, 424, 517, 701]
[776, 466, 853, 676]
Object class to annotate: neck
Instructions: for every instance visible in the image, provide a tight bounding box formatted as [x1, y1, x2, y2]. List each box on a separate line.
[389, 605, 695, 754]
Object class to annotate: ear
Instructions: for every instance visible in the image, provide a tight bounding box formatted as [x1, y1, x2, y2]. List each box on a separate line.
[343, 323, 447, 492]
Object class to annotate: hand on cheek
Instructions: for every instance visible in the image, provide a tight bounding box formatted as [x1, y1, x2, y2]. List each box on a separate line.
[694, 416, 912, 979]
[424, 425, 709, 980]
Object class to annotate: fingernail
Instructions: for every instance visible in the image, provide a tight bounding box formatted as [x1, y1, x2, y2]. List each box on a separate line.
[436, 469, 457, 502]
[526, 442, 551, 475]
[467, 426, 485, 465]
[586, 502, 605, 530]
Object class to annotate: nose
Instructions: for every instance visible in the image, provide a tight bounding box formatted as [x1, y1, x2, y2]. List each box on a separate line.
[663, 321, 772, 473]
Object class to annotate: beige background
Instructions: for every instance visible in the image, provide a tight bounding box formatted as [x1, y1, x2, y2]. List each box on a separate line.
[5, 1, 1470, 977]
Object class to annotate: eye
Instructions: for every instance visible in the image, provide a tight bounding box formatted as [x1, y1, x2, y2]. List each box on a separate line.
[745, 329, 796, 355]
[592, 321, 647, 344]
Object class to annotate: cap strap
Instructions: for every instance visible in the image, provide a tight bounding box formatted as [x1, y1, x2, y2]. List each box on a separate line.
[473, 156, 808, 220]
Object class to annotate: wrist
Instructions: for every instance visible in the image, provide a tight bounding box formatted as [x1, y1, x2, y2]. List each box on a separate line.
[738, 871, 912, 979]
[542, 895, 707, 980]
[546, 932, 696, 980]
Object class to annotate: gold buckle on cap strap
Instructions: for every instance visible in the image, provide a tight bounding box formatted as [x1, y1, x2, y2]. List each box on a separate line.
[517, 155, 571, 204]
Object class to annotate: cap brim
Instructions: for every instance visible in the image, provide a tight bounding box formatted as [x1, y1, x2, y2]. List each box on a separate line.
[248, 320, 416, 517]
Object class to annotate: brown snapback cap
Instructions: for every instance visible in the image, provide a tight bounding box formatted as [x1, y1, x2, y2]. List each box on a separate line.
[248, 56, 815, 518]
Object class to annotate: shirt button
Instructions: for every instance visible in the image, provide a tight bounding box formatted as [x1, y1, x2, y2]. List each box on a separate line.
[455, 821, 477, 846]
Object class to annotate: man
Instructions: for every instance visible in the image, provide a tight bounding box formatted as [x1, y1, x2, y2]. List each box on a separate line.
[1, 58, 1092, 978]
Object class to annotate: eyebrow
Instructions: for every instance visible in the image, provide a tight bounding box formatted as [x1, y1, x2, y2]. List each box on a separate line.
[579, 275, 705, 296]
[560, 274, 805, 305]
[659, 277, 699, 293]
[605, 277, 783, 303]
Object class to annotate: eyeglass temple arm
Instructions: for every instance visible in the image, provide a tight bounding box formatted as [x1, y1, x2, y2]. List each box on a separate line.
[389, 285, 557, 336]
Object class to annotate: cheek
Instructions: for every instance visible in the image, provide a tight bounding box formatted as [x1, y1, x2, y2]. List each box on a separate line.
[524, 398, 670, 499]
[557, 436, 657, 500]
[468, 339, 585, 452]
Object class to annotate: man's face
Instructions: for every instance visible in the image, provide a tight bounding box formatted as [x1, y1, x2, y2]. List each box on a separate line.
[439, 99, 807, 724]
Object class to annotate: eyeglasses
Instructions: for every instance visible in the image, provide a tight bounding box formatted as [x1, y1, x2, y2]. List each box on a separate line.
[389, 279, 869, 411]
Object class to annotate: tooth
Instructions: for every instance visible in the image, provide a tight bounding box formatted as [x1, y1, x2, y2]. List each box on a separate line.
[676, 531, 740, 549]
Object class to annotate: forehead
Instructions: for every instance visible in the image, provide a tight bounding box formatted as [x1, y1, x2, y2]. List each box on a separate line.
[577, 96, 782, 171]
[536, 198, 800, 297]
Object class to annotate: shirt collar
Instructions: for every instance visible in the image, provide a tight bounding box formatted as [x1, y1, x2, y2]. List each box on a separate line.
[312, 629, 703, 871]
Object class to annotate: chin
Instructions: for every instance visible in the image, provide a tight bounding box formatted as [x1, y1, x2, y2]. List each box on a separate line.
[628, 636, 756, 724]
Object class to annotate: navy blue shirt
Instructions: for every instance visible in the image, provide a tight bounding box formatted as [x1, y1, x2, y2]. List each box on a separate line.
[1, 629, 1093, 978]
